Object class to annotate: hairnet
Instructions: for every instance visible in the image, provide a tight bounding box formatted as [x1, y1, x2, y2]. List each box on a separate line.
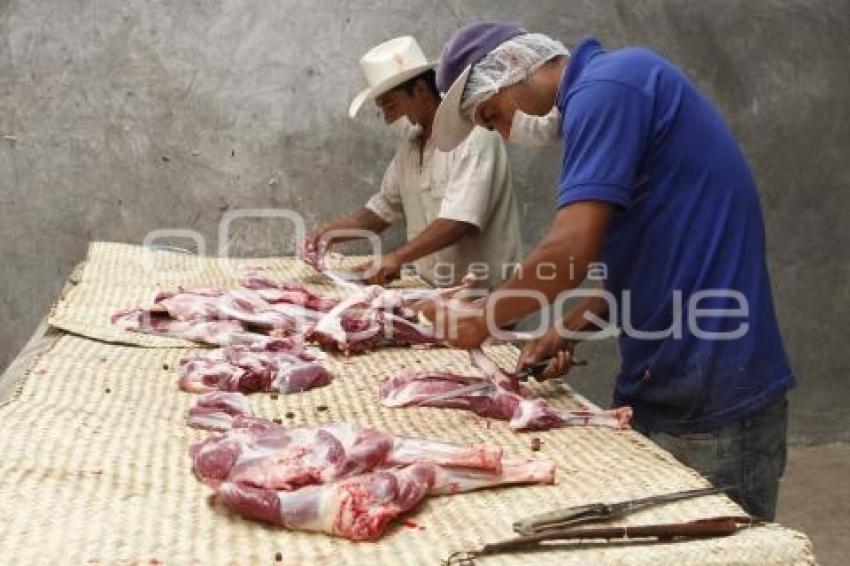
[460, 33, 569, 118]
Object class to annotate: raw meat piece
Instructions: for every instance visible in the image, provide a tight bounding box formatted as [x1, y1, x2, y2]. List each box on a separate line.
[214, 457, 554, 541]
[179, 355, 243, 393]
[190, 420, 503, 489]
[111, 308, 266, 346]
[379, 349, 632, 431]
[308, 288, 385, 355]
[384, 312, 440, 347]
[242, 275, 339, 312]
[187, 391, 253, 431]
[155, 287, 226, 320]
[216, 462, 435, 541]
[469, 349, 633, 430]
[385, 433, 501, 472]
[308, 312, 428, 355]
[308, 285, 439, 355]
[428, 457, 555, 495]
[511, 399, 633, 430]
[192, 422, 393, 489]
[178, 342, 332, 395]
[216, 288, 309, 332]
[379, 371, 521, 421]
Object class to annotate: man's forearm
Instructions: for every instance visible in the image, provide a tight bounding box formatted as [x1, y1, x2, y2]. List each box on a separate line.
[390, 218, 474, 264]
[486, 241, 589, 327]
[321, 207, 390, 244]
[485, 202, 613, 328]
[560, 289, 610, 335]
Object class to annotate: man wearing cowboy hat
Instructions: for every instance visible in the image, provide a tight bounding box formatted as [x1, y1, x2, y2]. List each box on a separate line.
[304, 36, 521, 289]
[422, 22, 795, 520]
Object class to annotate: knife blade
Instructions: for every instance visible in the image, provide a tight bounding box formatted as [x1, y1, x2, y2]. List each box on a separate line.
[512, 486, 725, 534]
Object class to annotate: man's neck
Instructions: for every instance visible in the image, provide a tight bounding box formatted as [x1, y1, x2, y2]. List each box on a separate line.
[416, 96, 440, 144]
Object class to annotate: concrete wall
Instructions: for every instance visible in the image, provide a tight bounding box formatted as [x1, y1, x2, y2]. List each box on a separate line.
[0, 0, 847, 442]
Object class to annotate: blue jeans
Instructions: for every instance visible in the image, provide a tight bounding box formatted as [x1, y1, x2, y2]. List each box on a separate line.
[635, 396, 788, 520]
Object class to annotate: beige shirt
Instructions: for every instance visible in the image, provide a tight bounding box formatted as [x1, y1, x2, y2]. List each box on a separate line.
[366, 126, 522, 289]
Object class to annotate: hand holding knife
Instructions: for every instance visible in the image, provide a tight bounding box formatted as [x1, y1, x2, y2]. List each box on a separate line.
[415, 347, 588, 407]
[515, 336, 587, 382]
[515, 356, 588, 382]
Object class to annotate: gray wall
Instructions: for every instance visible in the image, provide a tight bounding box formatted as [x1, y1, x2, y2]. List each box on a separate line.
[0, 0, 847, 443]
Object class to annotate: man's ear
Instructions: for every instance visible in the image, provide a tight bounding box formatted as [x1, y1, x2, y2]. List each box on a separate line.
[413, 78, 429, 99]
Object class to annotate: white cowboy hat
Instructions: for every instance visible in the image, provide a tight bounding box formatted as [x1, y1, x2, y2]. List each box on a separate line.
[349, 36, 438, 118]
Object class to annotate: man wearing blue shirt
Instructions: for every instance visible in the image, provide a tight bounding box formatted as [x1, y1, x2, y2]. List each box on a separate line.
[425, 22, 795, 519]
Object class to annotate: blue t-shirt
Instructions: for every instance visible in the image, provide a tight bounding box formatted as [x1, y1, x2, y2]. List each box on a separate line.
[556, 38, 795, 433]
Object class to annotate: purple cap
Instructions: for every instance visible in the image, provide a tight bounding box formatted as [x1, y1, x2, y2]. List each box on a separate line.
[436, 22, 526, 93]
[433, 22, 526, 151]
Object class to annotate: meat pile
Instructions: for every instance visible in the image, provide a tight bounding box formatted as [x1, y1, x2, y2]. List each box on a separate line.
[112, 274, 441, 356]
[178, 338, 333, 395]
[380, 349, 633, 431]
[190, 416, 555, 541]
[111, 277, 338, 346]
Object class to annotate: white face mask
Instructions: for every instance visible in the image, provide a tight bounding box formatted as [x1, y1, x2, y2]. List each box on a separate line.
[508, 106, 562, 146]
[389, 115, 423, 140]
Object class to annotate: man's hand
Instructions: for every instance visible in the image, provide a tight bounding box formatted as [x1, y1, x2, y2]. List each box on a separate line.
[355, 254, 402, 286]
[417, 298, 489, 350]
[516, 326, 576, 381]
[304, 225, 332, 255]
[303, 209, 391, 257]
